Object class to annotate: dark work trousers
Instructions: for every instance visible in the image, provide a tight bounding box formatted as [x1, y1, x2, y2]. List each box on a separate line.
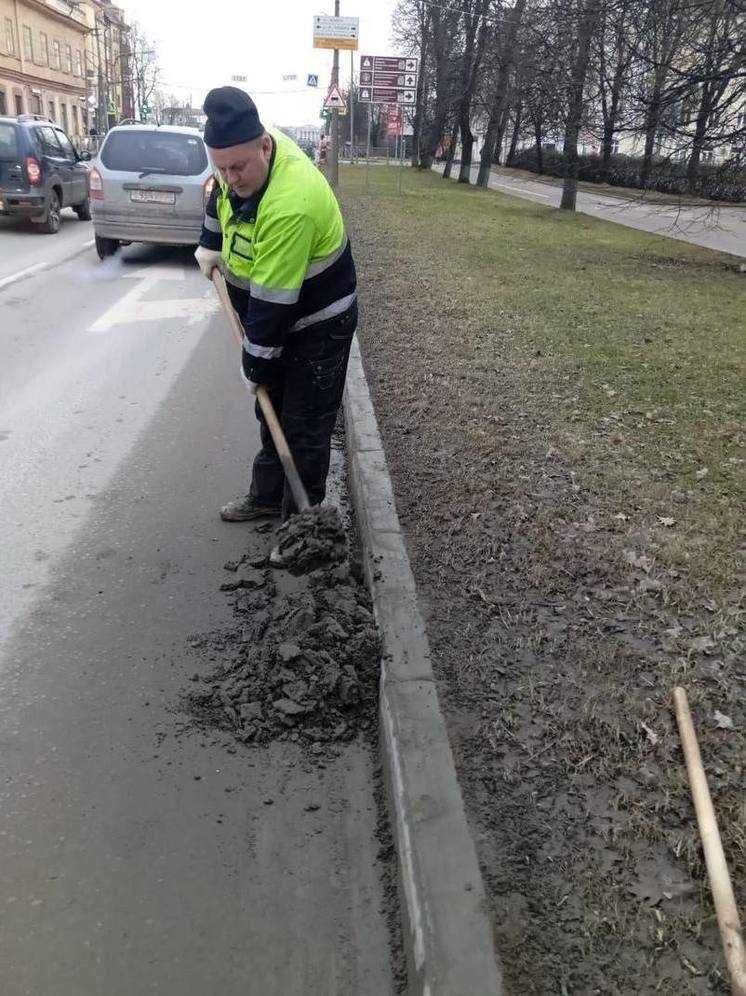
[248, 301, 358, 519]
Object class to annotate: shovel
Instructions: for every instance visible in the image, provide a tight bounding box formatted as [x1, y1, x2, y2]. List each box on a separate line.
[211, 268, 310, 514]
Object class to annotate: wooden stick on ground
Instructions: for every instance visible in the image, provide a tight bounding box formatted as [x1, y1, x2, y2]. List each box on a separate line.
[673, 686, 746, 996]
[211, 268, 310, 513]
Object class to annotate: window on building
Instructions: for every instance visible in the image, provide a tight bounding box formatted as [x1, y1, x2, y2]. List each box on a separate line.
[39, 32, 49, 66]
[52, 39, 60, 69]
[75, 49, 82, 77]
[23, 24, 33, 62]
[701, 148, 715, 163]
[31, 93, 42, 115]
[65, 44, 73, 74]
[15, 92, 24, 115]
[0, 89, 7, 116]
[61, 103, 68, 132]
[48, 100, 56, 122]
[5, 18, 15, 56]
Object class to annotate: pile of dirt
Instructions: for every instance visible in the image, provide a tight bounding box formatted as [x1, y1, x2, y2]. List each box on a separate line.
[186, 530, 380, 750]
[273, 505, 348, 574]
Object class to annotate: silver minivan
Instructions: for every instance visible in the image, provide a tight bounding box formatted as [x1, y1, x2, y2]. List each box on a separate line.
[90, 124, 214, 259]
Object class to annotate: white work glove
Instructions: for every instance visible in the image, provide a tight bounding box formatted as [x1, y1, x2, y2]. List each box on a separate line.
[194, 245, 222, 280]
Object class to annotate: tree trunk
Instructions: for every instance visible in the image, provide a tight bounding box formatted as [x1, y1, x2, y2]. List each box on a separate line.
[640, 75, 664, 188]
[686, 95, 712, 191]
[600, 57, 628, 181]
[412, 14, 430, 168]
[443, 119, 459, 178]
[477, 102, 502, 186]
[494, 104, 511, 165]
[507, 104, 523, 166]
[601, 121, 615, 177]
[534, 116, 544, 174]
[476, 0, 527, 187]
[560, 0, 599, 211]
[458, 104, 474, 182]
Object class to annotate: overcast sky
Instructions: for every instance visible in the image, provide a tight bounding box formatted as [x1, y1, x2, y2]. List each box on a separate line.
[120, 0, 400, 126]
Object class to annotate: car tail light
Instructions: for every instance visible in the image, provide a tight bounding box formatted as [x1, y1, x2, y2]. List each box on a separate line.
[89, 166, 104, 200]
[25, 157, 42, 186]
[203, 175, 216, 207]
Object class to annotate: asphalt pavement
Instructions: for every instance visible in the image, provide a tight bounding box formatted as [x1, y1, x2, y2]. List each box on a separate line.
[0, 232, 395, 995]
[437, 164, 746, 258]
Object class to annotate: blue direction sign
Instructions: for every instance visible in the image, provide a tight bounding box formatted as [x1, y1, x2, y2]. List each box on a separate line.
[307, 74, 319, 88]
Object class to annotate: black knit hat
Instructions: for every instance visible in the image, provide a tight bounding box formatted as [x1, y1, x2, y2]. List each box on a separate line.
[203, 86, 265, 148]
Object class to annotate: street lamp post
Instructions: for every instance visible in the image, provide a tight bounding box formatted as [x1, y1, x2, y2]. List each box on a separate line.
[328, 0, 340, 188]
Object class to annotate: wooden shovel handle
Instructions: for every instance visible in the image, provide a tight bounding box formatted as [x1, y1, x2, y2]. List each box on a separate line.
[674, 687, 746, 996]
[211, 268, 310, 513]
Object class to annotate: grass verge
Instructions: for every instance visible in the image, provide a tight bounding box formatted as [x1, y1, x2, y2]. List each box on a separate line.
[340, 164, 745, 995]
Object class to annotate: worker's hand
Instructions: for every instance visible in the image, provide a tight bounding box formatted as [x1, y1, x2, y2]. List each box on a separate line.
[194, 245, 222, 280]
[241, 352, 280, 394]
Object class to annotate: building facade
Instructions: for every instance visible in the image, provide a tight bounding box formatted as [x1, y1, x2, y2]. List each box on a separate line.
[280, 124, 323, 147]
[0, 0, 132, 143]
[0, 0, 88, 138]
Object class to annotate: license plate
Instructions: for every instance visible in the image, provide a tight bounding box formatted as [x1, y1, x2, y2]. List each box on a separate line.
[130, 189, 175, 205]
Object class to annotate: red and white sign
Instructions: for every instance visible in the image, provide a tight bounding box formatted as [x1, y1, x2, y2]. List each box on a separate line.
[386, 105, 402, 137]
[323, 83, 347, 111]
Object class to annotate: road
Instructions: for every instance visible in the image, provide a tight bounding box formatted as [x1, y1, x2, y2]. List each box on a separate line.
[437, 164, 746, 258]
[0, 230, 395, 995]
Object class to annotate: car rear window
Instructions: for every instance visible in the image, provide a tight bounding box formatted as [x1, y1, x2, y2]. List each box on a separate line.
[101, 130, 207, 176]
[0, 123, 19, 161]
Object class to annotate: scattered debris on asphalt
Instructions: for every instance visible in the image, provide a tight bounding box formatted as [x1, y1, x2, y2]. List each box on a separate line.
[186, 511, 379, 752]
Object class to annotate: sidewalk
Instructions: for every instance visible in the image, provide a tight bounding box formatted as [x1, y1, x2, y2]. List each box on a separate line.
[435, 162, 746, 258]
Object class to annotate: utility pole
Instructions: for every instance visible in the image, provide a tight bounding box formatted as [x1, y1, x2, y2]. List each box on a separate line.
[328, 0, 340, 188]
[349, 49, 354, 164]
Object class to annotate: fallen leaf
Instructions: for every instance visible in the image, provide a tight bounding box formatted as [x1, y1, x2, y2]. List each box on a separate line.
[696, 467, 709, 480]
[657, 516, 676, 527]
[713, 711, 734, 731]
[613, 512, 629, 522]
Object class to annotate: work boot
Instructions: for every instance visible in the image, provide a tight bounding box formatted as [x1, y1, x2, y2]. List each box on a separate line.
[219, 495, 281, 522]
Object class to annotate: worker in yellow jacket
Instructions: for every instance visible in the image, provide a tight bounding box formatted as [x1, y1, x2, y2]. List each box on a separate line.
[195, 87, 357, 525]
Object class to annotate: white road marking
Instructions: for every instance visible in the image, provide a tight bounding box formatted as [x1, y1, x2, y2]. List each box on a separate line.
[494, 182, 551, 198]
[88, 266, 218, 334]
[0, 262, 47, 290]
[0, 238, 96, 292]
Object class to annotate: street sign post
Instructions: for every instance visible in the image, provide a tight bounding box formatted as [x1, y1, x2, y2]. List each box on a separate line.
[359, 55, 418, 105]
[313, 15, 359, 50]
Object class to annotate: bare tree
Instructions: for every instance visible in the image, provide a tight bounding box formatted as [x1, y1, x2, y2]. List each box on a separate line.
[477, 0, 529, 186]
[560, 0, 603, 210]
[595, 0, 636, 179]
[127, 22, 160, 121]
[419, 3, 463, 168]
[455, 0, 493, 182]
[393, 0, 433, 166]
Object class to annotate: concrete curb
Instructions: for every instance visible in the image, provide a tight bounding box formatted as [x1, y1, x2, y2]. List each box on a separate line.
[344, 337, 504, 996]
